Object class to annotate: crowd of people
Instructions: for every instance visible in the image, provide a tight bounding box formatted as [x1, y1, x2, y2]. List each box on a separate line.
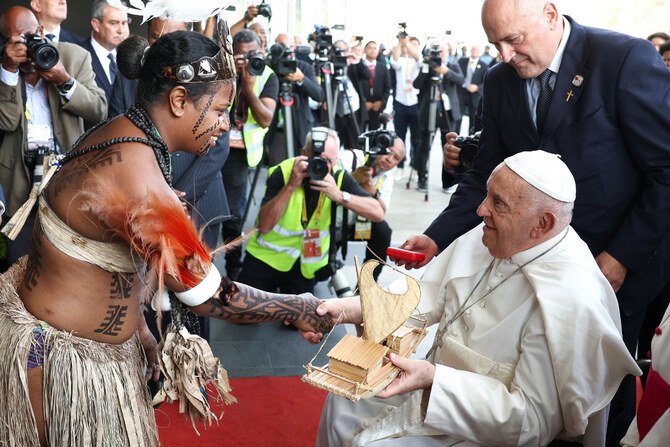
[1, 0, 669, 446]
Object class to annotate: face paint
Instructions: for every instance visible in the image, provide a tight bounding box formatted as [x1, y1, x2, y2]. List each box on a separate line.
[191, 93, 215, 135]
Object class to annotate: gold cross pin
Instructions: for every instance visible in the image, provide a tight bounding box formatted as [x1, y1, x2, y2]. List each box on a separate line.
[566, 90, 575, 102]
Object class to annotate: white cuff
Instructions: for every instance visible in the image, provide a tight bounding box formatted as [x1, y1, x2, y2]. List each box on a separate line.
[175, 265, 221, 307]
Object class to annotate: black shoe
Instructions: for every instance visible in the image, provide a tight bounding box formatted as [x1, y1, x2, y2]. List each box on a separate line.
[417, 181, 427, 192]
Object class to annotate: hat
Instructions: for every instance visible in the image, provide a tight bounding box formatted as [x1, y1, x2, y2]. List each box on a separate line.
[503, 150, 576, 202]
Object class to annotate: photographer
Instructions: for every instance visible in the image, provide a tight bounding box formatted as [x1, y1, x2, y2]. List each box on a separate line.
[344, 134, 405, 280]
[238, 127, 383, 294]
[413, 43, 462, 192]
[220, 28, 278, 280]
[0, 6, 106, 265]
[265, 33, 323, 166]
[230, 4, 271, 53]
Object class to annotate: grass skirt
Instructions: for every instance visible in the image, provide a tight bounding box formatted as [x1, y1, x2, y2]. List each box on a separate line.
[0, 258, 160, 446]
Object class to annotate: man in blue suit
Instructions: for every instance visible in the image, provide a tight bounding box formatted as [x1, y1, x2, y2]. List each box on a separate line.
[400, 0, 670, 445]
[81, 0, 129, 112]
[30, 0, 84, 45]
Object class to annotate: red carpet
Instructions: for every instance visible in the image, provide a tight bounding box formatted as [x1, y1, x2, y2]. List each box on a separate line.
[156, 376, 328, 447]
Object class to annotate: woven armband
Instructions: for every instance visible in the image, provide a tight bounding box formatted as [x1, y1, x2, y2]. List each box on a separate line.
[175, 265, 221, 306]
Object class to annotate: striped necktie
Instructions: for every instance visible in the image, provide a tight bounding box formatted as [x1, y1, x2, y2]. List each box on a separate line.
[108, 53, 117, 84]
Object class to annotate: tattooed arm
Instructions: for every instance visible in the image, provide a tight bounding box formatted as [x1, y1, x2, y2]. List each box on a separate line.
[191, 282, 334, 334]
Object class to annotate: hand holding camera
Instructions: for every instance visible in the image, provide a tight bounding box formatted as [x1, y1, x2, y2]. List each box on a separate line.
[443, 131, 481, 173]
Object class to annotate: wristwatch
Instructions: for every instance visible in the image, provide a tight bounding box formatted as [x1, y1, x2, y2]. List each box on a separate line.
[341, 191, 351, 205]
[57, 78, 75, 95]
[373, 189, 380, 199]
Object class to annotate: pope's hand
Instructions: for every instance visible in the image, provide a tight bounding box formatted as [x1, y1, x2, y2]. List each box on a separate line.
[376, 354, 435, 398]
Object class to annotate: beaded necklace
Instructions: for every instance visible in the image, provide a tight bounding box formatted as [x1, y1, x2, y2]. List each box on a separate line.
[60, 104, 173, 186]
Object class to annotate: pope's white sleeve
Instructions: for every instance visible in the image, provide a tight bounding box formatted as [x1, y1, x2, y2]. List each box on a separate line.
[424, 311, 563, 446]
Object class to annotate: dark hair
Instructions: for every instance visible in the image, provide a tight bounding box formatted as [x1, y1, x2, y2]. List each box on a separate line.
[647, 32, 670, 42]
[117, 31, 227, 107]
[232, 28, 260, 52]
[660, 40, 670, 55]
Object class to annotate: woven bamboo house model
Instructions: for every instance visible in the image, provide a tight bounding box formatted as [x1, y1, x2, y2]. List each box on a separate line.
[303, 260, 427, 401]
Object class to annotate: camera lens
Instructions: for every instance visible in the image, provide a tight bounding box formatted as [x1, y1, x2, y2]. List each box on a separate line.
[307, 157, 329, 181]
[247, 55, 266, 76]
[35, 45, 59, 70]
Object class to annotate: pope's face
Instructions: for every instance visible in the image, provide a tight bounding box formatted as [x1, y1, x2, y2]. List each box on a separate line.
[476, 166, 539, 259]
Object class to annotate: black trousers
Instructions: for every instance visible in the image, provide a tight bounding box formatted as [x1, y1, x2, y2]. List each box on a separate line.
[238, 253, 316, 294]
[393, 101, 421, 168]
[350, 219, 392, 280]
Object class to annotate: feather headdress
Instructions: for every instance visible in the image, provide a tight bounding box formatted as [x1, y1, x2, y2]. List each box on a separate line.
[107, 0, 234, 24]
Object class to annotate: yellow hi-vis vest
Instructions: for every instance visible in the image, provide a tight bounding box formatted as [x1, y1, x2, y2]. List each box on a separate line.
[238, 66, 274, 168]
[246, 157, 344, 279]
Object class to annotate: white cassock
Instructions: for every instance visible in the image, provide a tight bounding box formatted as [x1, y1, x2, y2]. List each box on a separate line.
[317, 224, 640, 447]
[621, 304, 670, 446]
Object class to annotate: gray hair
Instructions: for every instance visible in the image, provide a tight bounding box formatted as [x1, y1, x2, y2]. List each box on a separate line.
[304, 127, 340, 153]
[91, 0, 110, 20]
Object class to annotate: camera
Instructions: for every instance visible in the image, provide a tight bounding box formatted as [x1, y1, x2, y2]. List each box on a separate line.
[358, 128, 395, 167]
[25, 142, 56, 185]
[398, 22, 408, 39]
[266, 43, 297, 77]
[243, 51, 267, 76]
[331, 46, 348, 71]
[256, 0, 272, 20]
[308, 25, 333, 61]
[306, 127, 330, 180]
[453, 131, 481, 173]
[24, 33, 59, 70]
[422, 42, 442, 70]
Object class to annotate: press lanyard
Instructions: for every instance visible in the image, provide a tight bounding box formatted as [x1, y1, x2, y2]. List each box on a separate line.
[301, 188, 325, 229]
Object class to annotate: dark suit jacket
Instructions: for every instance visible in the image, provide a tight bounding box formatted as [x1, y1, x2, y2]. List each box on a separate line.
[0, 42, 107, 216]
[442, 61, 465, 123]
[172, 133, 231, 247]
[108, 72, 138, 118]
[80, 38, 113, 108]
[413, 67, 452, 132]
[457, 56, 488, 113]
[425, 16, 670, 315]
[352, 59, 392, 126]
[59, 27, 84, 46]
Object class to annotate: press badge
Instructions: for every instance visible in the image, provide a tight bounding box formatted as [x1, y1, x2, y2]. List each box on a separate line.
[229, 128, 245, 149]
[354, 218, 372, 240]
[303, 228, 322, 258]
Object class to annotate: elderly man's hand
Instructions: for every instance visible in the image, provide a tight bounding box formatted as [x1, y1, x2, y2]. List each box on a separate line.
[2, 35, 28, 72]
[596, 251, 628, 292]
[309, 173, 342, 202]
[376, 354, 436, 398]
[287, 155, 309, 188]
[392, 235, 437, 269]
[39, 60, 72, 86]
[443, 131, 461, 171]
[352, 166, 374, 191]
[298, 296, 362, 344]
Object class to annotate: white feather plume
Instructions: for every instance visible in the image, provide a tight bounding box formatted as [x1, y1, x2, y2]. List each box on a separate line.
[107, 0, 231, 24]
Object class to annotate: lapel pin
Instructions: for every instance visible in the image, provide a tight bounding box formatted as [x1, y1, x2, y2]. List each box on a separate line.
[571, 75, 584, 87]
[566, 90, 575, 102]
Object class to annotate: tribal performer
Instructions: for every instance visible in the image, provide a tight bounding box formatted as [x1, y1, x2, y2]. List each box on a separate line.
[0, 11, 332, 447]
